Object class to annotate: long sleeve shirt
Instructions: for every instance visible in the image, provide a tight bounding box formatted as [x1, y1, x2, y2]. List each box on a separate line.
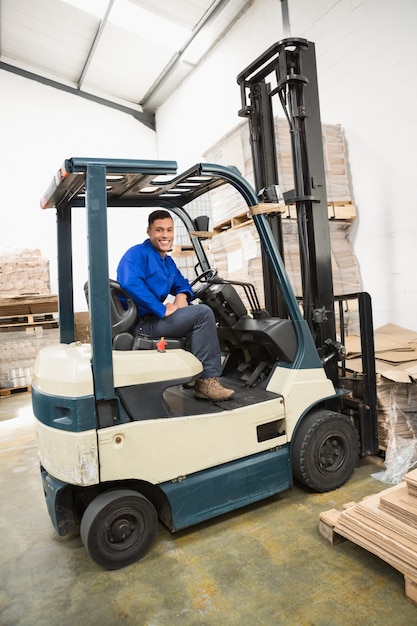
[117, 238, 194, 319]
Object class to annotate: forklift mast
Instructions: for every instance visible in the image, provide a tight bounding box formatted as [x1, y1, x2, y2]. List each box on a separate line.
[237, 38, 378, 455]
[237, 38, 337, 384]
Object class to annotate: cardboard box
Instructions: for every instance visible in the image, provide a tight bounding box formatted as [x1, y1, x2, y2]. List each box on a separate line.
[0, 294, 58, 318]
[345, 324, 417, 453]
[204, 118, 354, 228]
[208, 220, 362, 319]
[74, 311, 91, 343]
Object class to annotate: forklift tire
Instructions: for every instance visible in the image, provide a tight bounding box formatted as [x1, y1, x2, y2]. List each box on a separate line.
[80, 489, 158, 570]
[291, 409, 359, 492]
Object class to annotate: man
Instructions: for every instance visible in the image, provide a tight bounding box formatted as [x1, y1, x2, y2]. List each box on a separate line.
[117, 209, 234, 401]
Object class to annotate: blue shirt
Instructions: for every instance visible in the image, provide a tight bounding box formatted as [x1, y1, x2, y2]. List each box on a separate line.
[117, 238, 194, 319]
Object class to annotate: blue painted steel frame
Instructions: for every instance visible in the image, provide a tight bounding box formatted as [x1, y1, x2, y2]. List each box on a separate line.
[41, 467, 77, 536]
[160, 446, 292, 531]
[32, 386, 97, 431]
[85, 165, 114, 402]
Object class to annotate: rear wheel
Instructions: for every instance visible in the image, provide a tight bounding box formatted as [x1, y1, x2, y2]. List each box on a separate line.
[292, 410, 359, 492]
[80, 489, 158, 570]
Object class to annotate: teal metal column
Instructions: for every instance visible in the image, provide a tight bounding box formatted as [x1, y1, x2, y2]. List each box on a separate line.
[56, 205, 75, 343]
[85, 164, 114, 402]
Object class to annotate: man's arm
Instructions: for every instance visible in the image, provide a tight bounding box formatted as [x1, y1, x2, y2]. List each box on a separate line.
[117, 248, 167, 318]
[173, 292, 189, 308]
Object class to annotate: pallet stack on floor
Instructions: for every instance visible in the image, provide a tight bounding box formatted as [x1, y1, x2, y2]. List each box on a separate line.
[319, 468, 417, 606]
[170, 119, 417, 469]
[202, 121, 417, 463]
[0, 249, 60, 397]
[171, 118, 360, 324]
[201, 117, 361, 331]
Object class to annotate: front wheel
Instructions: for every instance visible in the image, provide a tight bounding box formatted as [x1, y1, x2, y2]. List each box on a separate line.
[80, 489, 158, 570]
[292, 410, 359, 492]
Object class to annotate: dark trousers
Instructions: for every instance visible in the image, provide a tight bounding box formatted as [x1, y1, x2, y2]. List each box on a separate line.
[136, 304, 221, 379]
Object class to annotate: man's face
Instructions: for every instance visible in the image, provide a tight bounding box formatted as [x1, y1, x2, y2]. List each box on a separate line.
[147, 217, 174, 255]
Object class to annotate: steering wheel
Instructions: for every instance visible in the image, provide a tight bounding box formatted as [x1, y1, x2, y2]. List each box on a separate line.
[190, 268, 218, 300]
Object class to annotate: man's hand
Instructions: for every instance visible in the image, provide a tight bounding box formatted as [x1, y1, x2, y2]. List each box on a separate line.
[164, 302, 177, 317]
[164, 293, 188, 317]
[173, 293, 189, 309]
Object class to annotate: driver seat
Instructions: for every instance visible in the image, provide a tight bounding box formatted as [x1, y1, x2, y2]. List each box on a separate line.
[84, 280, 186, 351]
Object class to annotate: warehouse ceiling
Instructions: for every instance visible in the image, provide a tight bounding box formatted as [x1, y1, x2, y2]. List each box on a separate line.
[0, 0, 253, 129]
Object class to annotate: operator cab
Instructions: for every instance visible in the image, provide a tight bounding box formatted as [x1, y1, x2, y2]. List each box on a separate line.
[85, 271, 297, 421]
[106, 266, 298, 371]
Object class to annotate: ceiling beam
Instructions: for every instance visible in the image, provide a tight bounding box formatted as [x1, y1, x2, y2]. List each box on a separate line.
[0, 61, 155, 130]
[78, 0, 115, 90]
[141, 0, 253, 112]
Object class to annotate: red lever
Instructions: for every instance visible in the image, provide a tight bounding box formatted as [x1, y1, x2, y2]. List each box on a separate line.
[156, 337, 168, 352]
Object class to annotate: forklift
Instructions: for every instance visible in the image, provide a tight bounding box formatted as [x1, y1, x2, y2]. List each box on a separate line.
[32, 38, 377, 570]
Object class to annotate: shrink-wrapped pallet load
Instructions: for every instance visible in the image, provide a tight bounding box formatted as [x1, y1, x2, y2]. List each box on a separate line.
[0, 248, 51, 295]
[0, 249, 60, 392]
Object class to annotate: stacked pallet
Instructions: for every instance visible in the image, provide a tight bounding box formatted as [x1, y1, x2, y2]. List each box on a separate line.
[169, 241, 213, 285]
[204, 117, 355, 226]
[200, 119, 417, 472]
[202, 120, 417, 466]
[0, 248, 51, 295]
[280, 220, 362, 299]
[201, 117, 360, 322]
[208, 222, 264, 310]
[319, 468, 417, 605]
[170, 248, 201, 284]
[207, 214, 362, 316]
[0, 327, 59, 393]
[0, 294, 58, 330]
[0, 250, 59, 395]
[172, 195, 214, 249]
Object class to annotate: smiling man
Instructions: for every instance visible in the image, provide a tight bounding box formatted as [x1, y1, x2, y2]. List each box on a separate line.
[117, 209, 234, 401]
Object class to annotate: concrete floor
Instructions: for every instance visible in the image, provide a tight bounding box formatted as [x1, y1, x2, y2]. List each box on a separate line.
[1, 393, 416, 626]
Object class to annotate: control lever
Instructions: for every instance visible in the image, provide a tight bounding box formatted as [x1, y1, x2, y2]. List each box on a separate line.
[322, 338, 346, 364]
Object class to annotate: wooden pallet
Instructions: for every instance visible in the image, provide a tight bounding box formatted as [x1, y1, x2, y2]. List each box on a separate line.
[0, 313, 58, 331]
[319, 496, 417, 607]
[212, 202, 356, 235]
[212, 212, 253, 234]
[285, 201, 356, 220]
[0, 385, 31, 399]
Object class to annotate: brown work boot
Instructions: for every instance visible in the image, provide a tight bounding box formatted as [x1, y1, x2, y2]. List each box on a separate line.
[194, 377, 234, 401]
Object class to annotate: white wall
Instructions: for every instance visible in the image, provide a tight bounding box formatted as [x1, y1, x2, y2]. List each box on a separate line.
[290, 0, 417, 331]
[156, 0, 417, 331]
[0, 71, 157, 310]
